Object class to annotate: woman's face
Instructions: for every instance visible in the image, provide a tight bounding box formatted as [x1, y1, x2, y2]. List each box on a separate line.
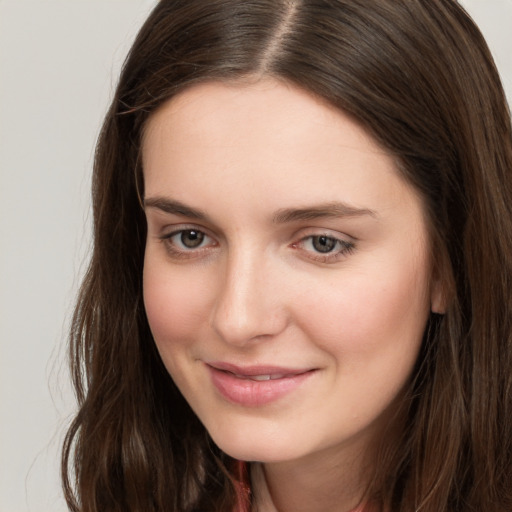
[142, 79, 441, 464]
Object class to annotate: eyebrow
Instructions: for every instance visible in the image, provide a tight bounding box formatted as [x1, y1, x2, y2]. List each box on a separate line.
[272, 202, 377, 223]
[144, 197, 209, 221]
[144, 197, 376, 223]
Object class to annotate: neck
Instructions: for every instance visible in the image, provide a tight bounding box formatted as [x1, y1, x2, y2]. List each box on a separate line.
[250, 443, 370, 512]
[248, 391, 406, 512]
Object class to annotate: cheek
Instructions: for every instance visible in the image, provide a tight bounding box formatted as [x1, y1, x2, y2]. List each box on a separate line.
[292, 259, 431, 363]
[143, 260, 211, 353]
[292, 265, 430, 431]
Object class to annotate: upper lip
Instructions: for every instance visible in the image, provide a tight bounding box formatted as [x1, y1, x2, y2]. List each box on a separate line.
[206, 361, 313, 377]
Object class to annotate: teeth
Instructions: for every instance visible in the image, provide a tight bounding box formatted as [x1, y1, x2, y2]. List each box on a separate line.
[234, 373, 286, 381]
[250, 374, 286, 381]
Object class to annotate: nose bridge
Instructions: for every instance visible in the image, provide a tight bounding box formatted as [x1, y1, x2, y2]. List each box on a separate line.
[210, 244, 285, 345]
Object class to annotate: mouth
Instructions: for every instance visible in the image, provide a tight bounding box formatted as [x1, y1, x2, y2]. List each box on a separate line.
[230, 373, 290, 381]
[205, 362, 316, 406]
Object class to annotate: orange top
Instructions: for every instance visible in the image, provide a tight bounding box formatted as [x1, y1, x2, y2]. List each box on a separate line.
[234, 461, 251, 512]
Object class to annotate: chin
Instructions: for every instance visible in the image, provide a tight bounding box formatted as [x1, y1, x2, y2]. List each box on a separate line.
[216, 441, 298, 463]
[204, 418, 311, 463]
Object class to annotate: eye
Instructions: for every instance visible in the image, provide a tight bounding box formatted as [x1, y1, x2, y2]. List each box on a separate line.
[160, 228, 216, 258]
[309, 235, 339, 253]
[175, 229, 207, 249]
[294, 233, 355, 263]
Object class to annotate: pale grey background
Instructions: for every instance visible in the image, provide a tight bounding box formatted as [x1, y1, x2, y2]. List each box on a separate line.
[0, 1, 510, 511]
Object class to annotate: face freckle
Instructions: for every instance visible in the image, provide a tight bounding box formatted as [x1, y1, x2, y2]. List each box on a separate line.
[142, 78, 435, 468]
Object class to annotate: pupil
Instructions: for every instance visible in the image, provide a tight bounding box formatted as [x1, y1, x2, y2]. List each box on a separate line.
[181, 230, 204, 248]
[312, 236, 336, 253]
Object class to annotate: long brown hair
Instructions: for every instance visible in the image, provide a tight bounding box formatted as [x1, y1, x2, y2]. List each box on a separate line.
[62, 1, 512, 510]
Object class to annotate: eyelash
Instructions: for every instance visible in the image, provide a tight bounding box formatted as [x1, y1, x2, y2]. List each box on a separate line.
[159, 228, 355, 263]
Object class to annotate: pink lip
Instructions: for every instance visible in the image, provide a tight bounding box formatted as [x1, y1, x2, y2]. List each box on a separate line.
[206, 362, 316, 407]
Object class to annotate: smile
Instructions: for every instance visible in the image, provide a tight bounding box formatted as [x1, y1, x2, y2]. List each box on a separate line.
[234, 373, 287, 381]
[206, 362, 316, 407]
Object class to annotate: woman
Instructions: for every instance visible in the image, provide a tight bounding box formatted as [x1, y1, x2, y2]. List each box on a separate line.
[62, 1, 512, 511]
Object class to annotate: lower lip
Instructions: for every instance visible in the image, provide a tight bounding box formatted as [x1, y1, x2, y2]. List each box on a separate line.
[207, 366, 315, 407]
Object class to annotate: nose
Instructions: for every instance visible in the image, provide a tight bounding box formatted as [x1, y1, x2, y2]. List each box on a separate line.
[210, 249, 288, 346]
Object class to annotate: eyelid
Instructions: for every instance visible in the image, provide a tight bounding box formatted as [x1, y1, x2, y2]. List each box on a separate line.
[157, 221, 216, 238]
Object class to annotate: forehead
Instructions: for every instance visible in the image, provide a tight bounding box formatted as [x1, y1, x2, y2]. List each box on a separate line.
[144, 79, 382, 150]
[141, 79, 424, 225]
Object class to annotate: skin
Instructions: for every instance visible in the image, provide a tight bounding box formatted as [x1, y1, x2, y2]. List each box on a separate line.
[142, 79, 443, 512]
